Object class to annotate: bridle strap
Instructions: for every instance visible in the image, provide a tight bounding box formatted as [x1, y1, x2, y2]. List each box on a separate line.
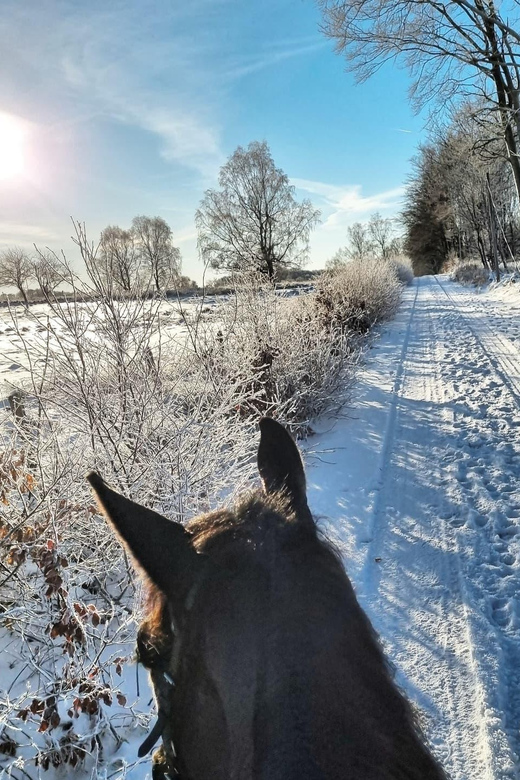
[138, 712, 167, 757]
[137, 567, 212, 772]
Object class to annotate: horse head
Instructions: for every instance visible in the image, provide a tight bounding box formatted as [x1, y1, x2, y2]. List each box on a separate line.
[88, 418, 446, 780]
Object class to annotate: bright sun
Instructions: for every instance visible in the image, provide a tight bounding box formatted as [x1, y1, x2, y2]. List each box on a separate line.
[0, 114, 26, 181]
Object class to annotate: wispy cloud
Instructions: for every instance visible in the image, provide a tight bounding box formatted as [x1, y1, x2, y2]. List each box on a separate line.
[0, 222, 60, 248]
[174, 226, 198, 245]
[1, 2, 329, 181]
[222, 39, 327, 80]
[290, 177, 406, 264]
[57, 7, 225, 178]
[292, 178, 405, 228]
[1, 1, 226, 179]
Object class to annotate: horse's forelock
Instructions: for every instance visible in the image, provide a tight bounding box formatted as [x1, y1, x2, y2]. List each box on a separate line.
[186, 491, 307, 550]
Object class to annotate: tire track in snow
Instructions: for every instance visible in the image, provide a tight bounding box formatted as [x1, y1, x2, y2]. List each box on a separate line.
[425, 283, 500, 780]
[360, 280, 420, 548]
[354, 278, 502, 778]
[434, 275, 520, 408]
[430, 275, 520, 772]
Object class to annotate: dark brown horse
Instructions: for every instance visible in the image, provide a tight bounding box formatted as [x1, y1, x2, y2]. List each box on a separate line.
[88, 418, 446, 780]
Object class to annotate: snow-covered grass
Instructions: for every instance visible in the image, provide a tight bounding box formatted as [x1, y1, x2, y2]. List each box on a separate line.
[0, 256, 405, 778]
[451, 260, 491, 287]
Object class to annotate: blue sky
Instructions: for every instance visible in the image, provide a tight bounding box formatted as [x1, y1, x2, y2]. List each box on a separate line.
[0, 0, 427, 282]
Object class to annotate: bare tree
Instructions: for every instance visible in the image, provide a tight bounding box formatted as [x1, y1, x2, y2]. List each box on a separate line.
[402, 107, 517, 275]
[368, 213, 401, 259]
[346, 222, 374, 260]
[132, 216, 181, 293]
[33, 249, 63, 298]
[0, 247, 33, 305]
[325, 247, 349, 270]
[318, 0, 520, 201]
[196, 141, 321, 281]
[97, 226, 138, 293]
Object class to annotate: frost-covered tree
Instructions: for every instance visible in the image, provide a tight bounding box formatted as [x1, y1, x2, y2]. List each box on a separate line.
[346, 222, 373, 260]
[403, 110, 518, 274]
[33, 250, 63, 297]
[0, 247, 33, 304]
[97, 226, 138, 293]
[196, 141, 320, 280]
[132, 216, 181, 293]
[368, 213, 401, 260]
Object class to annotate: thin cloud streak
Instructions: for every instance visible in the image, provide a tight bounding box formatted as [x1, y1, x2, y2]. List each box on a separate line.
[222, 40, 327, 80]
[292, 178, 405, 228]
[1, 1, 226, 179]
[0, 222, 60, 248]
[291, 178, 406, 265]
[58, 11, 225, 178]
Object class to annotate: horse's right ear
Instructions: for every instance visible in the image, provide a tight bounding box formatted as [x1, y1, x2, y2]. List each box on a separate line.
[87, 473, 204, 604]
[257, 418, 313, 524]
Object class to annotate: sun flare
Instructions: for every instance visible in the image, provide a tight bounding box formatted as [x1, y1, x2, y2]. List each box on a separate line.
[0, 113, 26, 181]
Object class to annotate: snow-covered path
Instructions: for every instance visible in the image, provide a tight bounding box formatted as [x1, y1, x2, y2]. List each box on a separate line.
[308, 275, 520, 780]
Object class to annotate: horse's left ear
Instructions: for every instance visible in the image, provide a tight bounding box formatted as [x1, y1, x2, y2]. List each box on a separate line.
[257, 417, 313, 524]
[87, 472, 205, 605]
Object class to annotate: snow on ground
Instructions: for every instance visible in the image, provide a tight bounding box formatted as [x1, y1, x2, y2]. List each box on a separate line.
[0, 298, 216, 405]
[307, 275, 520, 779]
[1, 276, 520, 778]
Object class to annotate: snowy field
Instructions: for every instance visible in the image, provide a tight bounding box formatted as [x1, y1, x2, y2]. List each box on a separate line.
[0, 296, 220, 399]
[1, 274, 519, 778]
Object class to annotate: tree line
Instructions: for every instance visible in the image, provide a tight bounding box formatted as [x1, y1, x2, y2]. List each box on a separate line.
[402, 106, 519, 276]
[0, 141, 322, 302]
[326, 213, 403, 271]
[318, 0, 520, 277]
[0, 215, 189, 303]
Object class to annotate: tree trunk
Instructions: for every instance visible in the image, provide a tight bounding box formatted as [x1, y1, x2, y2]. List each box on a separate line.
[487, 174, 500, 282]
[476, 1, 520, 203]
[265, 255, 275, 281]
[18, 285, 29, 307]
[502, 121, 520, 202]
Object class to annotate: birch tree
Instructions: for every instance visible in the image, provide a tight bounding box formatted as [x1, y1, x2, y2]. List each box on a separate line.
[132, 216, 181, 293]
[367, 213, 401, 259]
[346, 222, 373, 259]
[196, 141, 320, 280]
[0, 247, 33, 304]
[98, 226, 138, 293]
[33, 250, 63, 297]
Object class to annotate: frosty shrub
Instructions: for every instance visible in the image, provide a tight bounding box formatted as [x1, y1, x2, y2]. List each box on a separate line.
[315, 258, 402, 334]
[388, 255, 414, 286]
[441, 249, 460, 273]
[196, 272, 360, 433]
[451, 261, 490, 287]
